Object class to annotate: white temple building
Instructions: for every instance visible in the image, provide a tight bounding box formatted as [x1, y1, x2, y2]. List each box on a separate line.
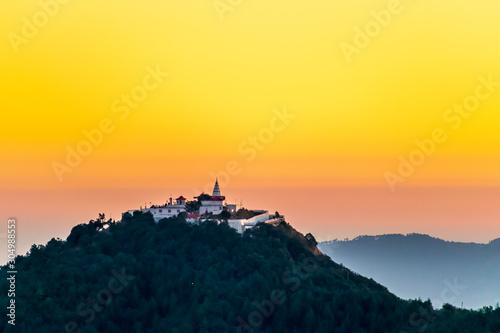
[198, 179, 227, 215]
[127, 195, 187, 221]
[123, 179, 284, 233]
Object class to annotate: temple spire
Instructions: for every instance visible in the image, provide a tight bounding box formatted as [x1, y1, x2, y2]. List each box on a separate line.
[212, 179, 221, 197]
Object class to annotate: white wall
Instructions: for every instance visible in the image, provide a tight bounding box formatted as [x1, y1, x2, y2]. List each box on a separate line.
[146, 205, 186, 221]
[228, 211, 270, 233]
[200, 201, 224, 215]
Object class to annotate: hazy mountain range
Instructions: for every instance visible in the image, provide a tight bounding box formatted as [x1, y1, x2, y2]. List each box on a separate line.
[318, 233, 500, 310]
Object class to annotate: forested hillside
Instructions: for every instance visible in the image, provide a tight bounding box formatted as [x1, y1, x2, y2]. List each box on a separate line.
[1, 212, 499, 332]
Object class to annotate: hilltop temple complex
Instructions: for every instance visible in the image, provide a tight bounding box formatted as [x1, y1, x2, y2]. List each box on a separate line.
[123, 180, 284, 233]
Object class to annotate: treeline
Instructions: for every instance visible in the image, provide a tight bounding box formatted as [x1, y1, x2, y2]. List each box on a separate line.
[0, 212, 499, 332]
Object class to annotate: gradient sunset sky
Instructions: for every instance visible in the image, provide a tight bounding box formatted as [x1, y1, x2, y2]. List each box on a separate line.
[1, 0, 500, 256]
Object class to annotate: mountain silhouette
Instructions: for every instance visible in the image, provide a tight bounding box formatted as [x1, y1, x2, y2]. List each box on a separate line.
[1, 213, 499, 332]
[319, 233, 500, 310]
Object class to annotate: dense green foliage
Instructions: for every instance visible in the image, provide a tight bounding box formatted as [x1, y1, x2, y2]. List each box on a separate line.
[1, 212, 499, 332]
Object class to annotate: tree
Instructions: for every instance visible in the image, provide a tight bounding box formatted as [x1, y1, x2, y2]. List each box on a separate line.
[305, 233, 317, 246]
[219, 210, 231, 220]
[197, 193, 212, 201]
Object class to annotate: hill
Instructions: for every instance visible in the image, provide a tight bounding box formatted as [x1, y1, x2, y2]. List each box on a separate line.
[0, 213, 499, 332]
[318, 234, 500, 310]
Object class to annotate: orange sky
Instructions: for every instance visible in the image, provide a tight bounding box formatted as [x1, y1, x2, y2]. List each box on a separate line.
[1, 0, 500, 256]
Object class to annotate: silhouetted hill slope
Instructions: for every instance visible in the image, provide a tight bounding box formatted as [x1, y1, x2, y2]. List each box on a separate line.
[319, 234, 500, 310]
[1, 213, 500, 332]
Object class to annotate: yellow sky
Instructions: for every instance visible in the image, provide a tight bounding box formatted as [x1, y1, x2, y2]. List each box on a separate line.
[1, 0, 500, 190]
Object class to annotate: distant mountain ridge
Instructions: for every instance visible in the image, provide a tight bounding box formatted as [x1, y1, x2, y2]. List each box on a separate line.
[319, 233, 500, 310]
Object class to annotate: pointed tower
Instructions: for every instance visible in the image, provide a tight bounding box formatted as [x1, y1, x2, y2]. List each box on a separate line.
[212, 179, 221, 197]
[199, 179, 225, 215]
